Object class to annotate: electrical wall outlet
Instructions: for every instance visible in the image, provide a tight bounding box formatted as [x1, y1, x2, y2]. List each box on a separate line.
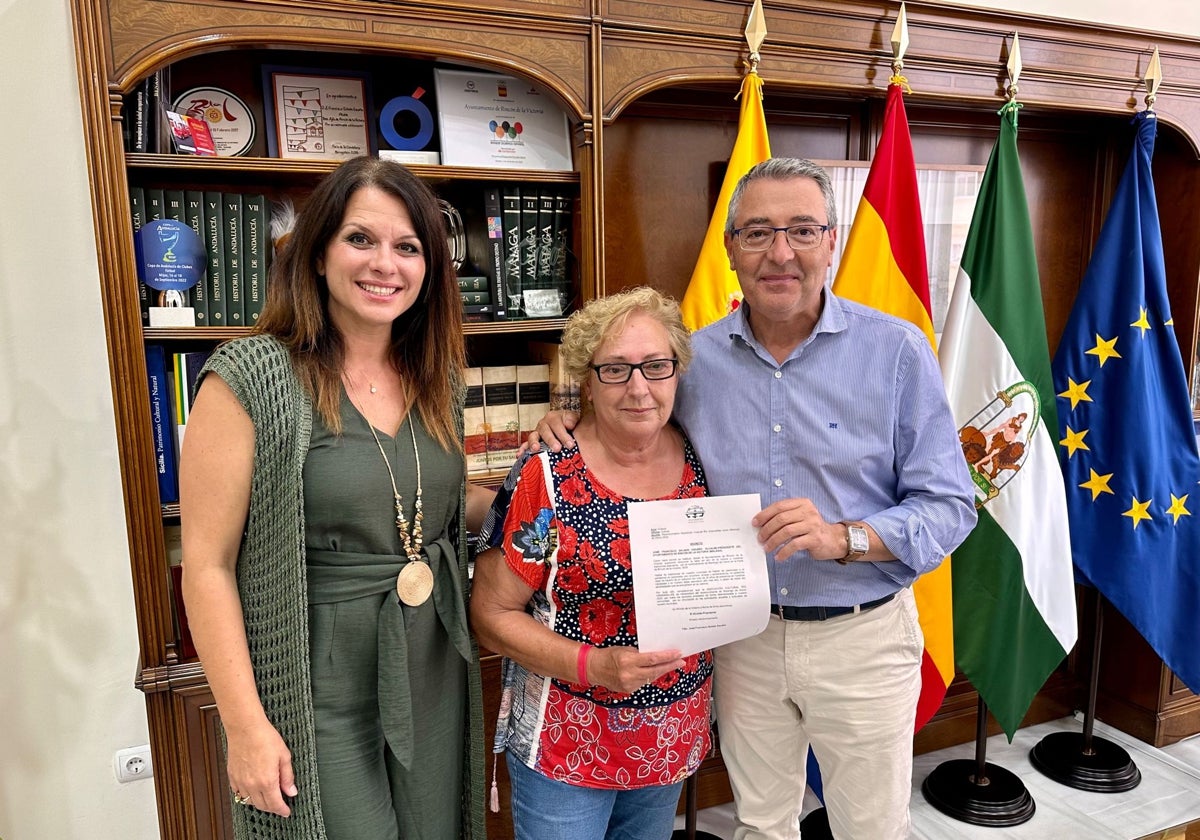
[114, 745, 153, 783]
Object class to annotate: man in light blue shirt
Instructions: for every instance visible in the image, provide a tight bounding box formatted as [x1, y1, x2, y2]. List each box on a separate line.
[534, 157, 976, 839]
[676, 158, 976, 840]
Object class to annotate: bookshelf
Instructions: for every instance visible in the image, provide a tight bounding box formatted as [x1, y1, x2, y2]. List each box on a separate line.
[71, 1, 1200, 837]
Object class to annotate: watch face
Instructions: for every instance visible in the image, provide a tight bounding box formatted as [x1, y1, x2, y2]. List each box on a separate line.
[848, 526, 870, 554]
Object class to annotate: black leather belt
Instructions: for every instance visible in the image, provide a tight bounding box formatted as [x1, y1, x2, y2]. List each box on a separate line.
[770, 592, 895, 622]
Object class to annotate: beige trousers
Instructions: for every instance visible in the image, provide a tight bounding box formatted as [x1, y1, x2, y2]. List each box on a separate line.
[713, 588, 923, 840]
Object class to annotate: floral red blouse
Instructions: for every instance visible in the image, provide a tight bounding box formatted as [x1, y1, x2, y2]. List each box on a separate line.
[492, 442, 714, 789]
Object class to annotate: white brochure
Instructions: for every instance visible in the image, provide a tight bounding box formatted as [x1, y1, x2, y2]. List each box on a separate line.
[627, 493, 770, 657]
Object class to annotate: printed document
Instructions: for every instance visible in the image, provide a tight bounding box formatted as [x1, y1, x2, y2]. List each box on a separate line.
[627, 493, 770, 657]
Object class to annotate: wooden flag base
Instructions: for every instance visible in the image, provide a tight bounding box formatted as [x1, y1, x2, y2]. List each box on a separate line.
[920, 696, 1035, 827]
[1029, 590, 1141, 793]
[921, 758, 1035, 826]
[1029, 731, 1141, 792]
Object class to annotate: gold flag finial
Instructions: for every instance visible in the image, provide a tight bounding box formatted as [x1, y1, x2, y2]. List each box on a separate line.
[1006, 32, 1022, 101]
[745, 0, 767, 72]
[1144, 46, 1162, 111]
[891, 3, 910, 75]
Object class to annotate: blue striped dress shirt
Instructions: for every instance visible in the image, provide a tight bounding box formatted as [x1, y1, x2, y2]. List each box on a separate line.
[674, 286, 976, 608]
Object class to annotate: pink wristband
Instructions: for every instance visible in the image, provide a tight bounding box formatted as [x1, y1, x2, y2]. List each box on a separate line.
[576, 643, 592, 686]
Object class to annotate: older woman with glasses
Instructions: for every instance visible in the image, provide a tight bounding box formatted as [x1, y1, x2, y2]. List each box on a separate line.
[470, 286, 712, 840]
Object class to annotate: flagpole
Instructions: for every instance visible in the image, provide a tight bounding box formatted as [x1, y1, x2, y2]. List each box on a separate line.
[920, 34, 1040, 827]
[921, 696, 1036, 825]
[1026, 48, 1164, 796]
[1028, 589, 1141, 791]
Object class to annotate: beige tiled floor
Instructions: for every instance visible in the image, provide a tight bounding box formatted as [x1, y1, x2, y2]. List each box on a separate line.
[675, 716, 1200, 839]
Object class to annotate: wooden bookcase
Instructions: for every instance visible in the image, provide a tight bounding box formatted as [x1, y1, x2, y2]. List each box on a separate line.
[70, 1, 1200, 837]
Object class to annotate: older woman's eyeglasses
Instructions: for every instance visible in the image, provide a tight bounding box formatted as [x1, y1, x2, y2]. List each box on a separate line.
[591, 358, 678, 384]
[732, 223, 830, 252]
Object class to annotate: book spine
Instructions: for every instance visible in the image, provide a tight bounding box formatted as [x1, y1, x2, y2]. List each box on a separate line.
[527, 340, 581, 413]
[482, 365, 520, 471]
[520, 190, 541, 297]
[147, 70, 163, 154]
[129, 186, 150, 326]
[457, 275, 490, 292]
[243, 195, 268, 325]
[144, 189, 165, 309]
[460, 290, 490, 306]
[516, 363, 551, 442]
[184, 190, 209, 325]
[482, 186, 508, 320]
[223, 193, 245, 327]
[553, 191, 571, 304]
[501, 185, 523, 314]
[463, 367, 489, 473]
[171, 353, 189, 463]
[145, 345, 179, 504]
[203, 192, 227, 326]
[128, 82, 149, 153]
[163, 190, 189, 308]
[537, 191, 556, 292]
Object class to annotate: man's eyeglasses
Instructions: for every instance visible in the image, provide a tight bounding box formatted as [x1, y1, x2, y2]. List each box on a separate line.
[591, 358, 679, 384]
[732, 224, 830, 252]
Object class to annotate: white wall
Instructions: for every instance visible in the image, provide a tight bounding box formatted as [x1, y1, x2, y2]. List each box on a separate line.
[0, 1, 1192, 839]
[929, 0, 1200, 38]
[0, 0, 159, 838]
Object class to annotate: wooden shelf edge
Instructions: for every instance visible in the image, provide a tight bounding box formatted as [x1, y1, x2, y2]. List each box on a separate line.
[125, 153, 581, 184]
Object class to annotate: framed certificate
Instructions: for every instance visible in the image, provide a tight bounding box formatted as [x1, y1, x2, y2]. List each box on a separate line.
[262, 66, 374, 160]
[434, 68, 573, 171]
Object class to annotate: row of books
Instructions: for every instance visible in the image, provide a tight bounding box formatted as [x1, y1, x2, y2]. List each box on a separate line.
[474, 185, 572, 321]
[130, 188, 273, 328]
[464, 342, 581, 474]
[145, 346, 213, 505]
[123, 69, 169, 154]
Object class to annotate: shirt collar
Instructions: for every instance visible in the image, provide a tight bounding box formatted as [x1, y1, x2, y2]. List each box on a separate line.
[727, 282, 850, 351]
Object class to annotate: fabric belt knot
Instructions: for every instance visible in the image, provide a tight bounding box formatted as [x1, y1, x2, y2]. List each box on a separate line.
[770, 592, 896, 622]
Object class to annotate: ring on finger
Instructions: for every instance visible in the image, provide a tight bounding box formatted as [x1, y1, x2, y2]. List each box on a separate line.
[233, 792, 252, 806]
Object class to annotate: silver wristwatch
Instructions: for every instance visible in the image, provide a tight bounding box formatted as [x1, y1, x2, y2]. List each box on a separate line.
[838, 522, 869, 564]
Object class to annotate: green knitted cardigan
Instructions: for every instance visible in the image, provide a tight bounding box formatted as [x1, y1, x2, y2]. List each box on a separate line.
[201, 334, 487, 840]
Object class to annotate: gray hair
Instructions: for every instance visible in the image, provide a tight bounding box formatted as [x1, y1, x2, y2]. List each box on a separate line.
[725, 157, 839, 234]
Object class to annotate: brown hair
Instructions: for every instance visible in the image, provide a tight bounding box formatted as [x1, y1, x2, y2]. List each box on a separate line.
[256, 156, 465, 450]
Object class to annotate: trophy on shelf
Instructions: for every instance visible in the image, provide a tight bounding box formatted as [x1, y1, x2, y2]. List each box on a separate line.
[137, 219, 205, 326]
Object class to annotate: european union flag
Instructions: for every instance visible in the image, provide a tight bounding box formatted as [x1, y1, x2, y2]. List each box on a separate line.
[1052, 111, 1200, 693]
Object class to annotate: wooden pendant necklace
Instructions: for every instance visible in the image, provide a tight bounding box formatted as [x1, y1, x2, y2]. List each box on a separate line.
[357, 382, 433, 606]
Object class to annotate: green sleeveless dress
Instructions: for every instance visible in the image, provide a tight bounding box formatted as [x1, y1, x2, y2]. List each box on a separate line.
[303, 392, 471, 839]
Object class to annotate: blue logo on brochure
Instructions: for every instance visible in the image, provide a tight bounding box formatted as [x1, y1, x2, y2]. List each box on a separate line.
[137, 220, 205, 291]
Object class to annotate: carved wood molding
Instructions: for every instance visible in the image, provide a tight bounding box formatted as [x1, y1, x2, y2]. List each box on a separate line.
[104, 0, 593, 119]
[598, 0, 1200, 156]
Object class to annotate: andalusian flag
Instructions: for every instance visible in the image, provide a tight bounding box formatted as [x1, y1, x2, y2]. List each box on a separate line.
[680, 70, 770, 330]
[831, 82, 951, 731]
[938, 101, 1077, 737]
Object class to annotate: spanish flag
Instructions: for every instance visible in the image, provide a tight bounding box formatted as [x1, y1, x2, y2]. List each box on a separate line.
[832, 81, 952, 731]
[680, 70, 770, 331]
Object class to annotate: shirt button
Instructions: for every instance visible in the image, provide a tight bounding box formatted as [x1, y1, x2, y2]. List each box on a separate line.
[773, 479, 782, 487]
[774, 370, 783, 379]
[780, 587, 789, 596]
[773, 424, 782, 433]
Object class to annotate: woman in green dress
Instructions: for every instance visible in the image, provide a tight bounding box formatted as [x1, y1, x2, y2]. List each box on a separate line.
[180, 156, 491, 839]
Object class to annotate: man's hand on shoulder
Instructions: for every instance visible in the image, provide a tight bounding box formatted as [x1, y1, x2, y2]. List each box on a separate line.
[527, 410, 580, 453]
[752, 498, 847, 562]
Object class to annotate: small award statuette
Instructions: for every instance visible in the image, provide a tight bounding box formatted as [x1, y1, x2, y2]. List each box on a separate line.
[137, 219, 206, 327]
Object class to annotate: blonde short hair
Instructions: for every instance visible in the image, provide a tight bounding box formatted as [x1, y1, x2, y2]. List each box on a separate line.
[560, 286, 692, 385]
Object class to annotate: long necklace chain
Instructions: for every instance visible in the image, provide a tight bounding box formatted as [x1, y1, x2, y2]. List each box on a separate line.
[353, 375, 424, 564]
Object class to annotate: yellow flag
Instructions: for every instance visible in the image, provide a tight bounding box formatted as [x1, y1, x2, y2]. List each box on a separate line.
[680, 71, 771, 331]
